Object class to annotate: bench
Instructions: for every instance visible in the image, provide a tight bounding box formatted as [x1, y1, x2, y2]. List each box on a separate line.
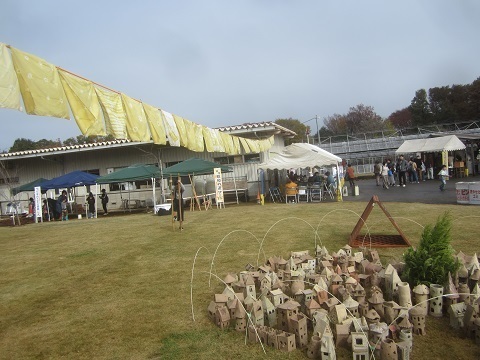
[221, 178, 248, 203]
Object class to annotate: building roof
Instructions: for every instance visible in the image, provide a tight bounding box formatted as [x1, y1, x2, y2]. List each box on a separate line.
[1, 122, 294, 160]
[0, 139, 137, 159]
[216, 121, 296, 138]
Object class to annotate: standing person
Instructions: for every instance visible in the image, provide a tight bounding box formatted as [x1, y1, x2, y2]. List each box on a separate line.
[409, 157, 418, 183]
[387, 159, 396, 186]
[396, 155, 408, 187]
[172, 179, 185, 228]
[27, 197, 34, 218]
[438, 165, 451, 191]
[58, 190, 68, 221]
[414, 155, 423, 182]
[374, 160, 382, 186]
[86, 192, 95, 219]
[381, 162, 389, 189]
[99, 189, 109, 215]
[346, 164, 355, 189]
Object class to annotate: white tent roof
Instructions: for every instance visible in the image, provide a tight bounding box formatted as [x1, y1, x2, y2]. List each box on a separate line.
[395, 135, 466, 154]
[259, 143, 342, 170]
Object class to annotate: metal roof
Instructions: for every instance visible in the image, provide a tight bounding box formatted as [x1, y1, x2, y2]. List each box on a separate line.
[1, 121, 295, 160]
[216, 121, 296, 137]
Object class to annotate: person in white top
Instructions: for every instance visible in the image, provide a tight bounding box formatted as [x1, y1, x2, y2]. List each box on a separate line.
[381, 162, 390, 189]
[438, 165, 451, 191]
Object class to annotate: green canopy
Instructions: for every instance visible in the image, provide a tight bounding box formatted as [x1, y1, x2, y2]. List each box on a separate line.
[12, 178, 48, 195]
[162, 158, 232, 176]
[96, 164, 161, 184]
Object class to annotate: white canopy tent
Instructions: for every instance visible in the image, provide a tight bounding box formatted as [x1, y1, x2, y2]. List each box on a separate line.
[260, 143, 342, 170]
[395, 135, 466, 154]
[259, 143, 343, 201]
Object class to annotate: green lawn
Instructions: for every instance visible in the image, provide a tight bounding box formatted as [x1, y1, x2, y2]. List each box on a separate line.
[0, 202, 479, 359]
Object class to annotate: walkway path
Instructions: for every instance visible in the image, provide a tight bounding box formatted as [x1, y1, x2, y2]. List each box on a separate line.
[342, 176, 479, 205]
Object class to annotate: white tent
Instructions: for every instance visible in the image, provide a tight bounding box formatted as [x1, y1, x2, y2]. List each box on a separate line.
[395, 135, 466, 154]
[259, 143, 342, 170]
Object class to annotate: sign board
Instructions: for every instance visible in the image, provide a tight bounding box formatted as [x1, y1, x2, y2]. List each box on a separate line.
[34, 186, 43, 223]
[213, 168, 225, 208]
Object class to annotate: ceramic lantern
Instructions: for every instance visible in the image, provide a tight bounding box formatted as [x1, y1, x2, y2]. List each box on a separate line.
[429, 284, 444, 317]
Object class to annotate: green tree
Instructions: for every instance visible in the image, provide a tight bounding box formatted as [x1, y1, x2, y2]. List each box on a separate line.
[409, 89, 432, 126]
[323, 104, 385, 136]
[9, 138, 37, 152]
[403, 212, 459, 287]
[275, 118, 308, 144]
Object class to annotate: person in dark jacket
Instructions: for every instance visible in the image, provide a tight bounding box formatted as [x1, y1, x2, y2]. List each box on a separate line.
[396, 155, 409, 187]
[99, 189, 109, 215]
[87, 192, 95, 218]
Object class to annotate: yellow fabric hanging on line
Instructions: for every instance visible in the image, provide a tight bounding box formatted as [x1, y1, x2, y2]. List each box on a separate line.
[0, 43, 22, 111]
[94, 86, 127, 139]
[10, 47, 69, 119]
[143, 103, 167, 145]
[58, 69, 105, 136]
[183, 118, 204, 152]
[173, 114, 189, 148]
[121, 93, 151, 142]
[219, 132, 234, 155]
[202, 127, 225, 153]
[231, 135, 241, 155]
[245, 138, 260, 153]
[161, 109, 180, 147]
[239, 137, 251, 154]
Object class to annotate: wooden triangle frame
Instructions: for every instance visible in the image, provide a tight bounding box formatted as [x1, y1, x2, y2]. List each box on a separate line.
[349, 195, 411, 248]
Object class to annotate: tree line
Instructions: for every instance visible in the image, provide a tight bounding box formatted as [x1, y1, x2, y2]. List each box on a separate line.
[6, 135, 116, 153]
[277, 76, 480, 142]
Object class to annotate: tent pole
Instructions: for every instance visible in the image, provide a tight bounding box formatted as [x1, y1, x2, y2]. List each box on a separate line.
[233, 169, 239, 204]
[177, 175, 183, 230]
[95, 184, 98, 218]
[170, 177, 175, 230]
[152, 177, 156, 211]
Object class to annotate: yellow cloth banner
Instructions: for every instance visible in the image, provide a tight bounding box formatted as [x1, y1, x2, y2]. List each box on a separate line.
[202, 127, 225, 153]
[245, 138, 260, 153]
[239, 137, 251, 154]
[58, 70, 105, 136]
[94, 86, 127, 139]
[231, 135, 241, 155]
[173, 114, 188, 148]
[160, 109, 180, 147]
[10, 47, 69, 119]
[219, 132, 234, 155]
[0, 43, 22, 110]
[143, 103, 167, 145]
[183, 118, 204, 152]
[121, 94, 151, 142]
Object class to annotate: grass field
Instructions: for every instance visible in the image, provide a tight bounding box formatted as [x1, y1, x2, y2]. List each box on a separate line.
[1, 201, 479, 359]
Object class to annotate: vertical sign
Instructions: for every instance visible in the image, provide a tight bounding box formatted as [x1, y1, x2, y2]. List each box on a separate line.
[213, 168, 225, 208]
[34, 186, 42, 223]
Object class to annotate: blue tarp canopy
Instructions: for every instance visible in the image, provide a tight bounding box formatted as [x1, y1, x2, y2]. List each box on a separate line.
[40, 171, 99, 190]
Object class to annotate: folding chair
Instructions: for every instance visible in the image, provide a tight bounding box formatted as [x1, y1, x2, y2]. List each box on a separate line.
[310, 184, 322, 202]
[285, 186, 298, 203]
[298, 186, 309, 202]
[323, 183, 335, 200]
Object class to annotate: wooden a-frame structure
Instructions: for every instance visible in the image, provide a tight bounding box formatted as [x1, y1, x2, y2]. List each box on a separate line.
[349, 195, 411, 248]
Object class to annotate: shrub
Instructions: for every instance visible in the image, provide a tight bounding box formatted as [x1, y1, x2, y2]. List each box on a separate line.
[403, 212, 459, 286]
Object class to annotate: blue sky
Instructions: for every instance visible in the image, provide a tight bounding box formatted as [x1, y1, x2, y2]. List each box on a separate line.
[1, 0, 479, 151]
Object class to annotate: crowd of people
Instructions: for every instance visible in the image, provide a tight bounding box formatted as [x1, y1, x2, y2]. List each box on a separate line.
[373, 154, 449, 191]
[26, 189, 110, 222]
